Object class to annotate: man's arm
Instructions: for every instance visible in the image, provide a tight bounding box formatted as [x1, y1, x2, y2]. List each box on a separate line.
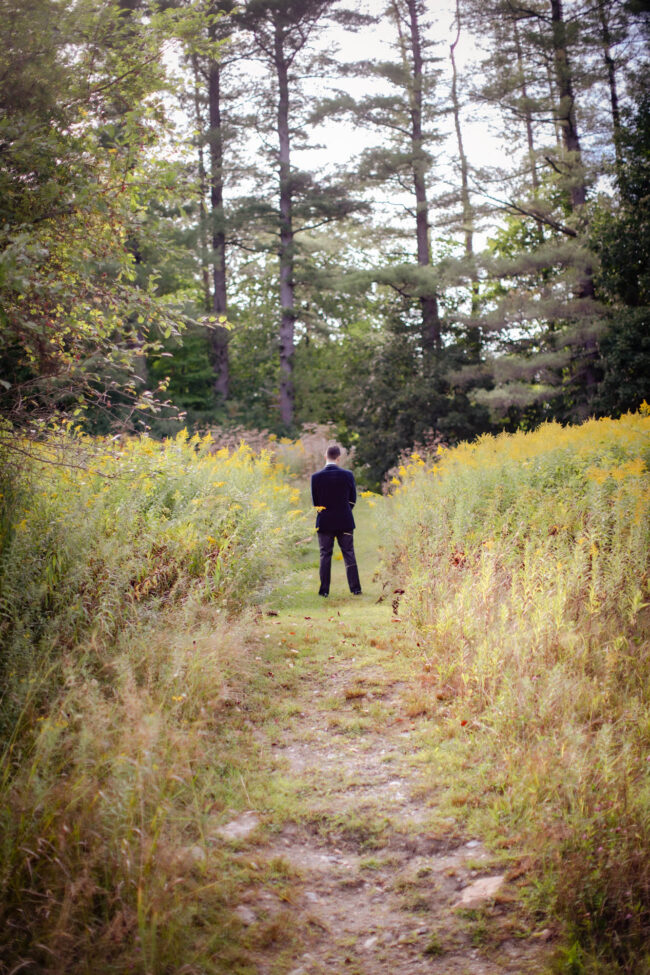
[311, 473, 319, 508]
[348, 472, 357, 508]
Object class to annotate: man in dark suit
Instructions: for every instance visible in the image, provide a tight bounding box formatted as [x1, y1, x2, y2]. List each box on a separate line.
[311, 444, 362, 597]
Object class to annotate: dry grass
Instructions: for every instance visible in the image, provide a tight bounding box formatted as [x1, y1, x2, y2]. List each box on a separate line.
[0, 429, 311, 973]
[206, 422, 346, 477]
[0, 614, 265, 972]
[386, 411, 650, 974]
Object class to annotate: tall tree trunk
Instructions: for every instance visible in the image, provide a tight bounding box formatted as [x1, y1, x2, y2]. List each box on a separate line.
[450, 0, 480, 357]
[545, 59, 563, 148]
[275, 22, 295, 427]
[548, 0, 597, 389]
[398, 0, 440, 353]
[207, 20, 229, 400]
[549, 0, 586, 208]
[597, 0, 622, 166]
[191, 55, 212, 313]
[450, 3, 473, 256]
[513, 18, 539, 195]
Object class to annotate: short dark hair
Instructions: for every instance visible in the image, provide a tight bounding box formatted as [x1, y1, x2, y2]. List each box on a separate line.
[326, 443, 341, 460]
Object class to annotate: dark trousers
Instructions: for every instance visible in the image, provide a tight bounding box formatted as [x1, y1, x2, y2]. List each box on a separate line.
[318, 531, 361, 595]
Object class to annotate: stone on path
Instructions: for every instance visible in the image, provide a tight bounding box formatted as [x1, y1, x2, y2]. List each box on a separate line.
[173, 844, 207, 869]
[234, 905, 257, 926]
[454, 874, 505, 908]
[212, 810, 260, 842]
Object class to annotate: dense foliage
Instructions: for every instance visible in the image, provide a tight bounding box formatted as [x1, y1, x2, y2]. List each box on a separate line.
[0, 430, 308, 967]
[388, 408, 650, 971]
[1, 0, 648, 480]
[0, 431, 306, 729]
[0, 0, 188, 437]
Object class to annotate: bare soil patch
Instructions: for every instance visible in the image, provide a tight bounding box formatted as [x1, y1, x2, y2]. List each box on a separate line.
[228, 614, 553, 974]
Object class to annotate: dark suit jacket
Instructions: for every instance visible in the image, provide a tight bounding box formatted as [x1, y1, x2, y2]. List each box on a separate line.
[311, 464, 357, 533]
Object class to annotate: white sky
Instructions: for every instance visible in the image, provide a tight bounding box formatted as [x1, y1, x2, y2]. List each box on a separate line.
[303, 0, 504, 164]
[289, 0, 509, 247]
[164, 0, 555, 252]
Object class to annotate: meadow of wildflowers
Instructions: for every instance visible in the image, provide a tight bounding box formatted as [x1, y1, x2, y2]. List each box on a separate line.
[388, 409, 650, 972]
[205, 422, 337, 477]
[1, 413, 648, 972]
[1, 429, 305, 699]
[0, 429, 308, 970]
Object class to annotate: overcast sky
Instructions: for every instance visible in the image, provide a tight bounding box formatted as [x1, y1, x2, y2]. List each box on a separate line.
[165, 0, 513, 251]
[290, 0, 506, 246]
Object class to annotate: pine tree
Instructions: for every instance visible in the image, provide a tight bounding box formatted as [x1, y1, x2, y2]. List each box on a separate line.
[448, 0, 482, 363]
[177, 0, 242, 402]
[591, 81, 650, 415]
[454, 0, 645, 421]
[319, 0, 444, 355]
[234, 0, 364, 428]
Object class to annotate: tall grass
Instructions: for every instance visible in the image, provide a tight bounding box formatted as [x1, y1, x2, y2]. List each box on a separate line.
[0, 429, 308, 972]
[206, 422, 340, 477]
[1, 429, 305, 712]
[388, 410, 650, 974]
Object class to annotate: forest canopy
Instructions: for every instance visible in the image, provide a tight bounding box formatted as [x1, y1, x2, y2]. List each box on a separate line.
[1, 0, 648, 484]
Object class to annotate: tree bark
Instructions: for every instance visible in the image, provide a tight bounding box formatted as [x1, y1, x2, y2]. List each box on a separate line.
[549, 0, 586, 207]
[513, 18, 539, 195]
[399, 0, 440, 353]
[275, 21, 295, 427]
[545, 58, 563, 148]
[450, 0, 480, 357]
[450, 3, 473, 255]
[548, 0, 597, 390]
[207, 16, 229, 400]
[597, 0, 622, 166]
[191, 55, 212, 313]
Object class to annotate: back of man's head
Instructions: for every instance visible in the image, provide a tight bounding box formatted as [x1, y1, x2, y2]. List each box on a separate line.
[326, 444, 341, 462]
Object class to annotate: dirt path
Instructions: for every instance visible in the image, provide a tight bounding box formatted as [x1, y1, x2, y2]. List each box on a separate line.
[217, 501, 553, 974]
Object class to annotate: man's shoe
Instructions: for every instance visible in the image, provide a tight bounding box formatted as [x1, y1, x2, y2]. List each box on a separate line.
[319, 592, 328, 597]
[352, 590, 362, 596]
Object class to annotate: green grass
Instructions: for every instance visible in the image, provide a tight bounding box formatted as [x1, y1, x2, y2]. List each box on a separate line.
[2, 416, 648, 973]
[0, 432, 310, 973]
[386, 412, 650, 974]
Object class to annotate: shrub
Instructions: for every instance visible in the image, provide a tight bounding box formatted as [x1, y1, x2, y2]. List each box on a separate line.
[205, 422, 344, 477]
[0, 428, 308, 971]
[0, 428, 307, 734]
[387, 410, 650, 972]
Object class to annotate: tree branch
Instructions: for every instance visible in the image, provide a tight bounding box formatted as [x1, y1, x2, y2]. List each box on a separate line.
[478, 189, 578, 237]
